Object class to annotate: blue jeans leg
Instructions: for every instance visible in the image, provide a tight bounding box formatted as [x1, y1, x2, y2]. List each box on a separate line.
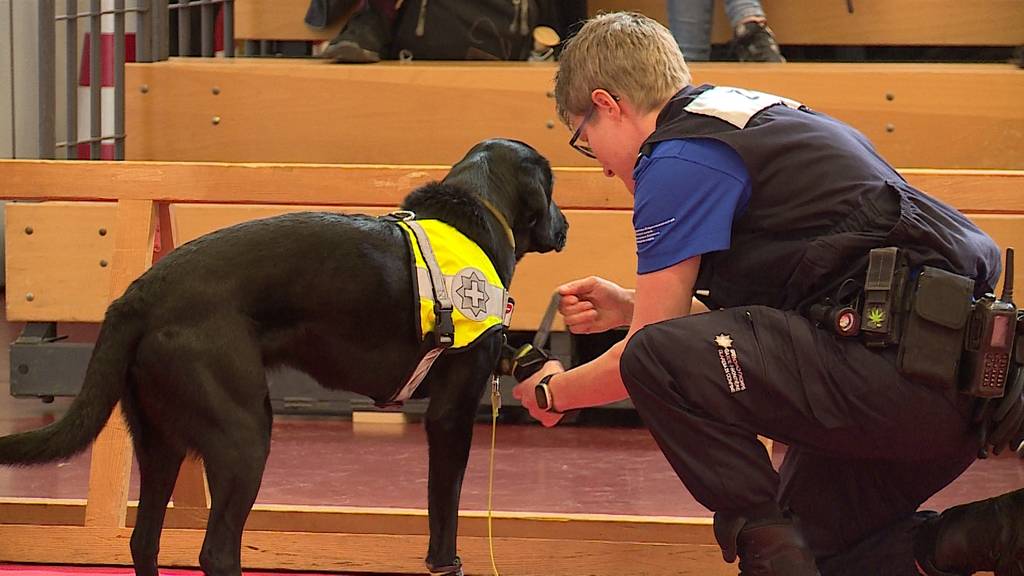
[666, 0, 714, 61]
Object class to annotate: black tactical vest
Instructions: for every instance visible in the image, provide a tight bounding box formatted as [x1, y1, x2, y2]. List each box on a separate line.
[639, 85, 1001, 312]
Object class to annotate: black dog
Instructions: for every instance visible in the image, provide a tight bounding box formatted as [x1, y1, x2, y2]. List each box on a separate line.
[0, 139, 568, 576]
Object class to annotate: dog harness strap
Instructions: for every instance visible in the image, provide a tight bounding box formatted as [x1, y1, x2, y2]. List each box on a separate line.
[389, 346, 445, 404]
[406, 221, 456, 348]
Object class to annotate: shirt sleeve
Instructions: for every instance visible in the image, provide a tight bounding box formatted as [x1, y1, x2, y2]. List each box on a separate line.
[633, 140, 751, 274]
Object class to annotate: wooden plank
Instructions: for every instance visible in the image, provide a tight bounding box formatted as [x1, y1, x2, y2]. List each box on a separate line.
[0, 498, 87, 526]
[2, 161, 1021, 210]
[0, 524, 730, 575]
[168, 204, 633, 331]
[233, 0, 1024, 46]
[1, 160, 448, 205]
[4, 202, 116, 322]
[123, 60, 1024, 169]
[0, 499, 715, 543]
[234, 0, 343, 41]
[84, 200, 156, 528]
[592, 0, 1024, 45]
[168, 203, 375, 246]
[963, 213, 1024, 297]
[4, 166, 1021, 323]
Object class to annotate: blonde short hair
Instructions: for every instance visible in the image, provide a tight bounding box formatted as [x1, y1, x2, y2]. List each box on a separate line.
[555, 12, 691, 126]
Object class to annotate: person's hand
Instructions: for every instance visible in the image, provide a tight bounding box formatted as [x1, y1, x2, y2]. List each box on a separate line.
[558, 276, 633, 334]
[985, 365, 1024, 457]
[511, 360, 565, 428]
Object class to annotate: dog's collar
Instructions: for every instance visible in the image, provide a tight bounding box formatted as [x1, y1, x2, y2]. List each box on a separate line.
[478, 197, 516, 252]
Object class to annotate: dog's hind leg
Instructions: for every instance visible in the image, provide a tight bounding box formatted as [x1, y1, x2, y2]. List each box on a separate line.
[422, 338, 501, 576]
[195, 392, 272, 576]
[130, 426, 186, 576]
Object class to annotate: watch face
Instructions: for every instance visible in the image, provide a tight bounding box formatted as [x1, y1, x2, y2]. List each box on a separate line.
[534, 384, 549, 409]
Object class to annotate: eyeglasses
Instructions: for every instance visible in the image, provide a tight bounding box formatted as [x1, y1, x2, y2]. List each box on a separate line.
[568, 94, 619, 160]
[568, 106, 598, 159]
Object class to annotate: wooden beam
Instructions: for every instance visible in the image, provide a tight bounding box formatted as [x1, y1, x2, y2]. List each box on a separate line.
[593, 0, 1024, 45]
[0, 523, 729, 575]
[1, 160, 1021, 209]
[234, 0, 344, 42]
[233, 0, 1024, 46]
[84, 200, 156, 528]
[123, 60, 1024, 169]
[0, 499, 715, 543]
[4, 164, 1022, 324]
[171, 458, 210, 512]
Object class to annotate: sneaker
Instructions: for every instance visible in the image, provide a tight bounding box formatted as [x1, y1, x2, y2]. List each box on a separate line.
[732, 21, 786, 63]
[915, 487, 1024, 576]
[321, 5, 390, 63]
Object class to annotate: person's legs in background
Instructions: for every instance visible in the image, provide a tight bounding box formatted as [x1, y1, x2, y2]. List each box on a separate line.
[666, 0, 715, 61]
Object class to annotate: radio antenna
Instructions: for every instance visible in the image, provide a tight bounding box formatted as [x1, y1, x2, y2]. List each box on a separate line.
[1001, 247, 1014, 303]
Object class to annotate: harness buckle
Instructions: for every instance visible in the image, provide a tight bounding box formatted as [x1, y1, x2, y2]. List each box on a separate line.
[435, 305, 455, 348]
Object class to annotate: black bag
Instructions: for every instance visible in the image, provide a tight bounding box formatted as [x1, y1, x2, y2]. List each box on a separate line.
[390, 0, 541, 61]
[896, 266, 975, 388]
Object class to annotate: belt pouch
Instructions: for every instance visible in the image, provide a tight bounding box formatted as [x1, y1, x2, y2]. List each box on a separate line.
[896, 266, 974, 388]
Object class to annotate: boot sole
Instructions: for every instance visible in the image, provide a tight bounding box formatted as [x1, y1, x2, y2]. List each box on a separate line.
[322, 41, 381, 64]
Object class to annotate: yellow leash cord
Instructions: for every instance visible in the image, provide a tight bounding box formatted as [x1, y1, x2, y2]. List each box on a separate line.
[487, 375, 501, 576]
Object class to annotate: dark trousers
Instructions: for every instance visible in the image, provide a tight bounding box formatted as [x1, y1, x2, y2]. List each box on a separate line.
[619, 306, 980, 574]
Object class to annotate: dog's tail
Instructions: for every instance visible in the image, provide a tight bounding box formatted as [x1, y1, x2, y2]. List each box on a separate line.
[0, 299, 144, 465]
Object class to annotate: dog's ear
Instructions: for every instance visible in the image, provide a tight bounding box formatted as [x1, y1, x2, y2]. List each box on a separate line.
[513, 151, 568, 257]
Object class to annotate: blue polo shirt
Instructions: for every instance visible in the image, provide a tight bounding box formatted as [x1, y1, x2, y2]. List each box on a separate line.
[633, 138, 752, 274]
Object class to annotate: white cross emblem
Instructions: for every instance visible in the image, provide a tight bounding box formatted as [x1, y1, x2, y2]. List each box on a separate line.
[454, 268, 491, 320]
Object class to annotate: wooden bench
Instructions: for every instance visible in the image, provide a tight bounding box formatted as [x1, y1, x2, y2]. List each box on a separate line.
[125, 59, 1024, 169]
[1, 160, 1022, 575]
[235, 0, 1024, 46]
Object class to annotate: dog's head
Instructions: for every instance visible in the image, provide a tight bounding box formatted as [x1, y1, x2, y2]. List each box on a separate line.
[443, 139, 568, 260]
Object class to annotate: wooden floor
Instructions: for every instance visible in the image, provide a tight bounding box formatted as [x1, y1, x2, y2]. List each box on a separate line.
[0, 298, 1021, 519]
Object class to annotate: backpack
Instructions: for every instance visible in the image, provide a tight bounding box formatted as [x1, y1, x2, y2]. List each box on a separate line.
[390, 0, 543, 61]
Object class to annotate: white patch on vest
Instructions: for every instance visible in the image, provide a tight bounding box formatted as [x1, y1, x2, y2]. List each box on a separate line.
[684, 87, 801, 129]
[452, 267, 492, 321]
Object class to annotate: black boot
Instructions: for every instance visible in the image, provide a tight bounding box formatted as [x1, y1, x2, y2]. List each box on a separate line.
[321, 3, 391, 63]
[715, 506, 820, 576]
[915, 488, 1024, 576]
[732, 21, 786, 63]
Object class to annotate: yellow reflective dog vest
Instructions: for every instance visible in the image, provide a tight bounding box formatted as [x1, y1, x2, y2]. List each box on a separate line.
[387, 218, 511, 404]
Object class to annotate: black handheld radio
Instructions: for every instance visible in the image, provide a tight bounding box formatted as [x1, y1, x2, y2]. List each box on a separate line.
[962, 248, 1017, 398]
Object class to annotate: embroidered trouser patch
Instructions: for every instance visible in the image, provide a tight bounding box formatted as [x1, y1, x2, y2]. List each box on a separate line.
[715, 333, 747, 393]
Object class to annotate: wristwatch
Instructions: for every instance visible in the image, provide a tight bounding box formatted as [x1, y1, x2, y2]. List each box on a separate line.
[534, 374, 561, 413]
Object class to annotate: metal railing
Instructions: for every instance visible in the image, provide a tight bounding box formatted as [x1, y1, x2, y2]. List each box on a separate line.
[36, 0, 235, 160]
